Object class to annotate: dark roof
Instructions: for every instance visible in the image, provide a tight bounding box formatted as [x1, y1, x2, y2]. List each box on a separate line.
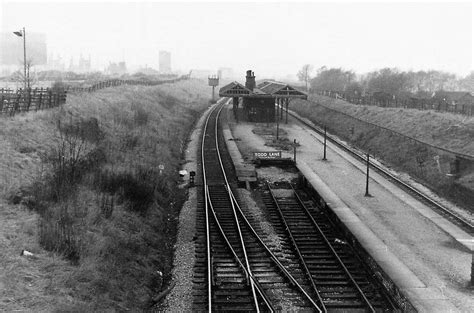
[219, 82, 253, 96]
[219, 80, 307, 99]
[258, 81, 286, 94]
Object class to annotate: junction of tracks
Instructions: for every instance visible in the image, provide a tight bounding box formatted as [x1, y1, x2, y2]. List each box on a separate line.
[163, 97, 473, 312]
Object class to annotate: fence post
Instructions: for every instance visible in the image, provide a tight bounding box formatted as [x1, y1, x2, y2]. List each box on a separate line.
[49, 90, 52, 107]
[38, 89, 43, 111]
[13, 92, 20, 116]
[26, 88, 30, 112]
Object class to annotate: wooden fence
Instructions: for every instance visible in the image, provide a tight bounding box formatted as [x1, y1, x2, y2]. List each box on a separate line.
[0, 88, 66, 116]
[315, 90, 474, 116]
[0, 75, 189, 116]
[65, 77, 186, 93]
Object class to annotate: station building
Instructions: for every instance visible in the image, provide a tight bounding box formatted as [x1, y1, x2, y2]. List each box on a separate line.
[219, 70, 307, 123]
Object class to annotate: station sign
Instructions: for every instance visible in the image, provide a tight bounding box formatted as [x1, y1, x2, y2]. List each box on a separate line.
[253, 151, 282, 159]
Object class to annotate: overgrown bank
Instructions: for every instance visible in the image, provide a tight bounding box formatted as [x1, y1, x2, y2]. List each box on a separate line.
[292, 94, 474, 212]
[0, 79, 210, 311]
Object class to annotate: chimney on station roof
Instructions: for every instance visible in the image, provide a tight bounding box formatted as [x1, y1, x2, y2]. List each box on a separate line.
[245, 70, 256, 91]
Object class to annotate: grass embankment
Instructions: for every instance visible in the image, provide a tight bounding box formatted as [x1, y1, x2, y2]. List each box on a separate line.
[0, 79, 210, 311]
[292, 94, 474, 211]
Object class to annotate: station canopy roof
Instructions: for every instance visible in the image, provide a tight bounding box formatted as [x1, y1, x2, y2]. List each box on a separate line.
[219, 80, 307, 99]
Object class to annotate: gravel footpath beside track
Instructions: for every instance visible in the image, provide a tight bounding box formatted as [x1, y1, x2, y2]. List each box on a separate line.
[159, 105, 213, 312]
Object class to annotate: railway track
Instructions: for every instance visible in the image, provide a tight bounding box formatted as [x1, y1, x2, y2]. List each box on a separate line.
[193, 99, 321, 311]
[285, 105, 473, 236]
[261, 181, 397, 312]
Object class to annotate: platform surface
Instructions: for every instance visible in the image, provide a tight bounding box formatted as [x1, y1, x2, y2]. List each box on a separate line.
[227, 107, 473, 313]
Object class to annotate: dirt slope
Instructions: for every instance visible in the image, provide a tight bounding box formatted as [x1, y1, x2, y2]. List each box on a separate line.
[305, 94, 474, 156]
[292, 94, 474, 211]
[0, 79, 211, 311]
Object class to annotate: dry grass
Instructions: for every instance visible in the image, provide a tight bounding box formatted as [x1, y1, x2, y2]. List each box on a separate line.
[293, 95, 474, 210]
[0, 78, 211, 311]
[304, 94, 474, 156]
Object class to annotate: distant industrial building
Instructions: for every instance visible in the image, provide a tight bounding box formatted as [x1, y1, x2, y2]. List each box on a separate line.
[135, 66, 160, 76]
[106, 61, 127, 76]
[159, 50, 171, 73]
[48, 53, 65, 71]
[66, 54, 91, 73]
[77, 54, 91, 72]
[0, 31, 47, 65]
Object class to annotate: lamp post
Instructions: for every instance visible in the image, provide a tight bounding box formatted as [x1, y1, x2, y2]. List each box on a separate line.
[13, 27, 28, 92]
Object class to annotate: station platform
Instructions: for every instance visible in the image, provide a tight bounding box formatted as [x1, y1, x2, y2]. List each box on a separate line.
[225, 105, 473, 312]
[222, 125, 257, 188]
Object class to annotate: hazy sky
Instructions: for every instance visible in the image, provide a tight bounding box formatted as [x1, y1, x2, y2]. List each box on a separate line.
[1, 0, 473, 78]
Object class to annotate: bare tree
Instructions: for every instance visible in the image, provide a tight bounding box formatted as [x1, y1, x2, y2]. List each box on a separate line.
[12, 58, 36, 90]
[297, 64, 313, 91]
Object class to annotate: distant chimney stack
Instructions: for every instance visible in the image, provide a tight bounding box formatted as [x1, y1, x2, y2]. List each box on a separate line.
[245, 70, 256, 91]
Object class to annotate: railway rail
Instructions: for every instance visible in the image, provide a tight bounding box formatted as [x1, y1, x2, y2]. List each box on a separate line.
[284, 105, 473, 236]
[262, 181, 397, 312]
[193, 99, 321, 311]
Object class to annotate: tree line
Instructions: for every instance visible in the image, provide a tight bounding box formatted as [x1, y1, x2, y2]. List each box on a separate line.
[297, 65, 474, 98]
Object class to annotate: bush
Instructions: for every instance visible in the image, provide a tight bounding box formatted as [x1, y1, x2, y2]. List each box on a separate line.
[38, 204, 81, 262]
[51, 80, 66, 93]
[46, 118, 105, 201]
[94, 168, 158, 214]
[131, 104, 149, 126]
[59, 117, 104, 143]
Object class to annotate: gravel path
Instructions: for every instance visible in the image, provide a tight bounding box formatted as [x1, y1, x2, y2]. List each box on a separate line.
[160, 105, 213, 312]
[229, 110, 473, 312]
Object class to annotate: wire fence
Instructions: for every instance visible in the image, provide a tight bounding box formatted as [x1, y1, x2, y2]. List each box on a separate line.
[315, 90, 474, 116]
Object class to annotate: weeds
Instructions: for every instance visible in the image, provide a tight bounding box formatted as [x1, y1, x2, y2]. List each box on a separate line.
[99, 194, 114, 219]
[20, 116, 106, 260]
[94, 167, 172, 214]
[293, 96, 474, 210]
[2, 80, 211, 311]
[131, 103, 149, 126]
[38, 203, 81, 262]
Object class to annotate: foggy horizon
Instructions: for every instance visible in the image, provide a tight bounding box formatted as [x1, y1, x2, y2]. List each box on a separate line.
[1, 1, 473, 79]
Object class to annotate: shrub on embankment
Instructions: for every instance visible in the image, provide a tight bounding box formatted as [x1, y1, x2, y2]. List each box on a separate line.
[292, 94, 474, 211]
[0, 79, 210, 311]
